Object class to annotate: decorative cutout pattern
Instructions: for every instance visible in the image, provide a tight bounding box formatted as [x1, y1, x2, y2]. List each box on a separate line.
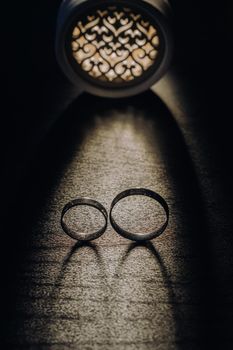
[71, 6, 160, 83]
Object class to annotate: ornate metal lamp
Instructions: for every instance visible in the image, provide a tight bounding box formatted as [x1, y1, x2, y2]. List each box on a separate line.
[56, 0, 173, 97]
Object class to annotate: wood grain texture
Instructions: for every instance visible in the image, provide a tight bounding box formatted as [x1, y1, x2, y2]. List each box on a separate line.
[2, 89, 211, 350]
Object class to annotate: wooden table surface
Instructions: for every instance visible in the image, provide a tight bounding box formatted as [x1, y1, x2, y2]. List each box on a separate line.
[1, 69, 232, 349]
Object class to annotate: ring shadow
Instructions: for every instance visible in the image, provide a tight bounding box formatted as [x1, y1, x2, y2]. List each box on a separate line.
[118, 241, 174, 299]
[43, 241, 108, 345]
[115, 241, 177, 340]
[51, 241, 106, 296]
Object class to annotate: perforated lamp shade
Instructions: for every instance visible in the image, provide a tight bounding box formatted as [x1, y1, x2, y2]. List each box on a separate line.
[56, 0, 173, 97]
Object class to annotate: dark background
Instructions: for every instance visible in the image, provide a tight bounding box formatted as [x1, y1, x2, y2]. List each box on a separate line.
[1, 0, 233, 348]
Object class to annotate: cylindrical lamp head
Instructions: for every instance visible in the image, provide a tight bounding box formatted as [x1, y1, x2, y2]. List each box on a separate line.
[56, 0, 173, 97]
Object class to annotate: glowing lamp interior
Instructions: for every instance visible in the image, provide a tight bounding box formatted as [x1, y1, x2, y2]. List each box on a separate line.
[71, 6, 160, 83]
